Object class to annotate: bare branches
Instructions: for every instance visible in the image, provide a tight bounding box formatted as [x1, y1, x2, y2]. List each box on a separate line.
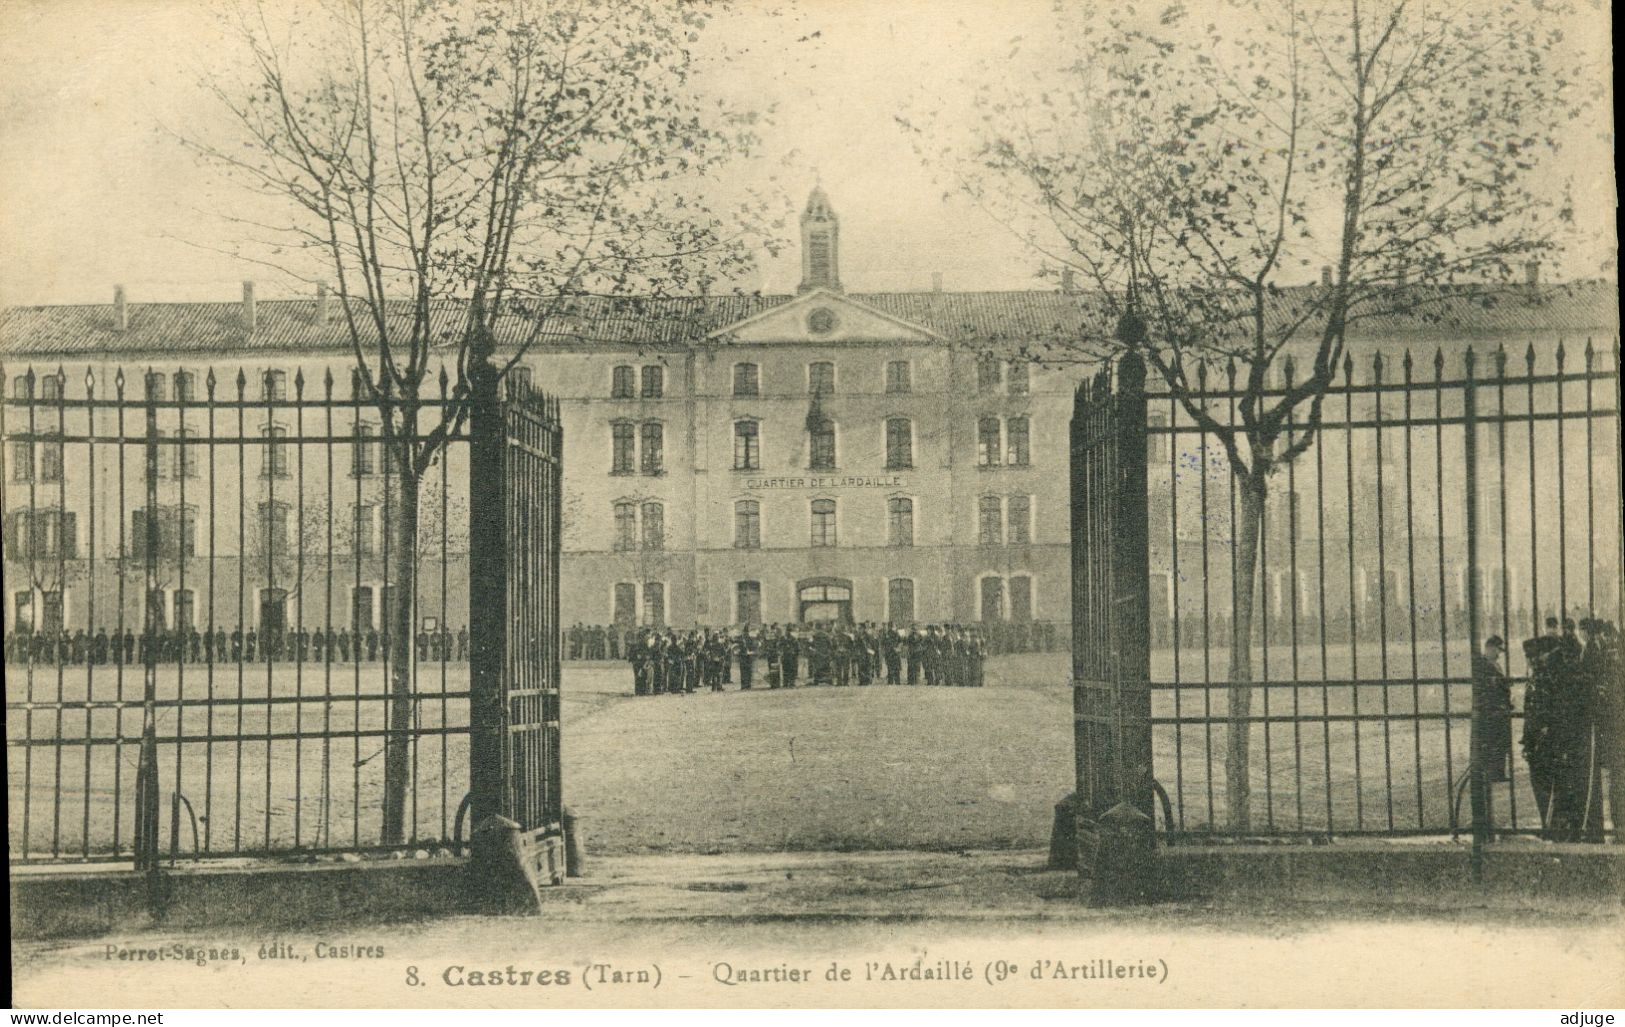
[191, 0, 769, 478]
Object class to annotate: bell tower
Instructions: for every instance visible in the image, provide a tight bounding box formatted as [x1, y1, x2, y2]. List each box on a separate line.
[798, 187, 841, 294]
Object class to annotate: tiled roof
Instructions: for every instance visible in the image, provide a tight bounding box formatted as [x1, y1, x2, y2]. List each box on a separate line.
[1, 282, 1615, 358]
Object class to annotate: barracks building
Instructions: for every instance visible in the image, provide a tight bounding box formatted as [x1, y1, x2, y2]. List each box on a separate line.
[1, 189, 1618, 636]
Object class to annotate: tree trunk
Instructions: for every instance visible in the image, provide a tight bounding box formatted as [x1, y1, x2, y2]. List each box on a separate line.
[381, 463, 420, 846]
[1226, 471, 1267, 832]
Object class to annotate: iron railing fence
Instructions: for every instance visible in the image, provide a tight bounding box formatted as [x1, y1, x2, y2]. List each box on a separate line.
[1141, 339, 1621, 840]
[3, 364, 475, 865]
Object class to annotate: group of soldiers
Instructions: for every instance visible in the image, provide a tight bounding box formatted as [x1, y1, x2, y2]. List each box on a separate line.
[3, 624, 471, 667]
[571, 619, 1062, 662]
[1474, 615, 1622, 842]
[625, 623, 990, 695]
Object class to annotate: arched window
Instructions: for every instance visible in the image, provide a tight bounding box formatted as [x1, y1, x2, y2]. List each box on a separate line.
[642, 582, 665, 626]
[1007, 495, 1031, 544]
[977, 417, 1001, 466]
[885, 417, 913, 470]
[612, 583, 637, 625]
[977, 354, 1001, 392]
[980, 576, 1005, 621]
[808, 361, 835, 395]
[809, 419, 836, 470]
[639, 422, 663, 474]
[353, 422, 378, 477]
[885, 360, 911, 394]
[1006, 359, 1029, 395]
[736, 581, 762, 625]
[887, 578, 916, 624]
[611, 365, 635, 398]
[640, 501, 664, 550]
[1009, 575, 1033, 621]
[979, 495, 1003, 545]
[810, 498, 837, 547]
[611, 422, 635, 474]
[263, 369, 287, 401]
[888, 497, 914, 547]
[613, 502, 636, 550]
[733, 420, 760, 470]
[640, 365, 663, 398]
[145, 371, 167, 402]
[733, 363, 759, 397]
[173, 370, 196, 402]
[262, 424, 290, 478]
[734, 500, 760, 549]
[1006, 416, 1030, 466]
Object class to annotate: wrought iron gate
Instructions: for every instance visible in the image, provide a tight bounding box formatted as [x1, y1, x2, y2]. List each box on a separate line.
[467, 364, 563, 846]
[1069, 353, 1151, 871]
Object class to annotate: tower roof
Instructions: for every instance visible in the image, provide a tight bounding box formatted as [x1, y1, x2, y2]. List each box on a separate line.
[803, 186, 837, 221]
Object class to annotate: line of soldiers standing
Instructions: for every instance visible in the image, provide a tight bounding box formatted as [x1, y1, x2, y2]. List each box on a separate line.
[4, 624, 470, 667]
[1475, 615, 1622, 842]
[625, 623, 989, 695]
[574, 619, 1062, 662]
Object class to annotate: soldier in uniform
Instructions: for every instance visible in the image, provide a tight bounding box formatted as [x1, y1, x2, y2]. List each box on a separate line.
[93, 627, 110, 666]
[1583, 619, 1623, 842]
[244, 626, 257, 662]
[903, 629, 922, 685]
[1523, 617, 1584, 839]
[782, 628, 801, 688]
[737, 627, 757, 690]
[1472, 634, 1513, 783]
[366, 626, 379, 661]
[882, 628, 902, 685]
[628, 630, 649, 696]
[650, 633, 669, 695]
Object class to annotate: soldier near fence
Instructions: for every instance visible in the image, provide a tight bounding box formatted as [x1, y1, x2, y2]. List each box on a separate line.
[1471, 635, 1513, 783]
[1575, 618, 1616, 841]
[1582, 619, 1623, 842]
[1522, 617, 1587, 840]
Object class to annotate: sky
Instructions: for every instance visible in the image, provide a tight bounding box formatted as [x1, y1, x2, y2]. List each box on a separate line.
[0, 0, 1615, 307]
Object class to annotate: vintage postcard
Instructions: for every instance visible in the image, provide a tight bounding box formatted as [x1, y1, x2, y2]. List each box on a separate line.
[3, 0, 1620, 1011]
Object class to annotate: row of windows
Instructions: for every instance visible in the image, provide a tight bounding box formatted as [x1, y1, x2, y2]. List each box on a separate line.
[724, 495, 1033, 550]
[10, 584, 413, 635]
[13, 370, 310, 404]
[7, 503, 399, 560]
[611, 365, 665, 399]
[605, 357, 1032, 400]
[724, 415, 1030, 473]
[10, 424, 385, 483]
[605, 576, 1033, 627]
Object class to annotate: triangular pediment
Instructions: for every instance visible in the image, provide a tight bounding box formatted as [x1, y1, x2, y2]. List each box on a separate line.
[708, 289, 941, 344]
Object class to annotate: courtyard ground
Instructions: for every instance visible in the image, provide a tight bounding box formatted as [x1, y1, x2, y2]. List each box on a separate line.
[5, 648, 1590, 859]
[10, 847, 1624, 1007]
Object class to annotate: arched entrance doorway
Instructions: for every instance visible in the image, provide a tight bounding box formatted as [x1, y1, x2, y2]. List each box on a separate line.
[797, 577, 853, 624]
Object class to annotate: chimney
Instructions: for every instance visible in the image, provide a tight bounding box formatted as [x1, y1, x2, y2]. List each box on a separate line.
[1320, 265, 1333, 287]
[931, 272, 943, 293]
[315, 282, 330, 325]
[1525, 261, 1540, 288]
[113, 285, 128, 332]
[1060, 268, 1076, 294]
[242, 280, 257, 333]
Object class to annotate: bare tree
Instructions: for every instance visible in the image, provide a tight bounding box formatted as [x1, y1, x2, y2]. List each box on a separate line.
[189, 0, 768, 843]
[908, 0, 1597, 829]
